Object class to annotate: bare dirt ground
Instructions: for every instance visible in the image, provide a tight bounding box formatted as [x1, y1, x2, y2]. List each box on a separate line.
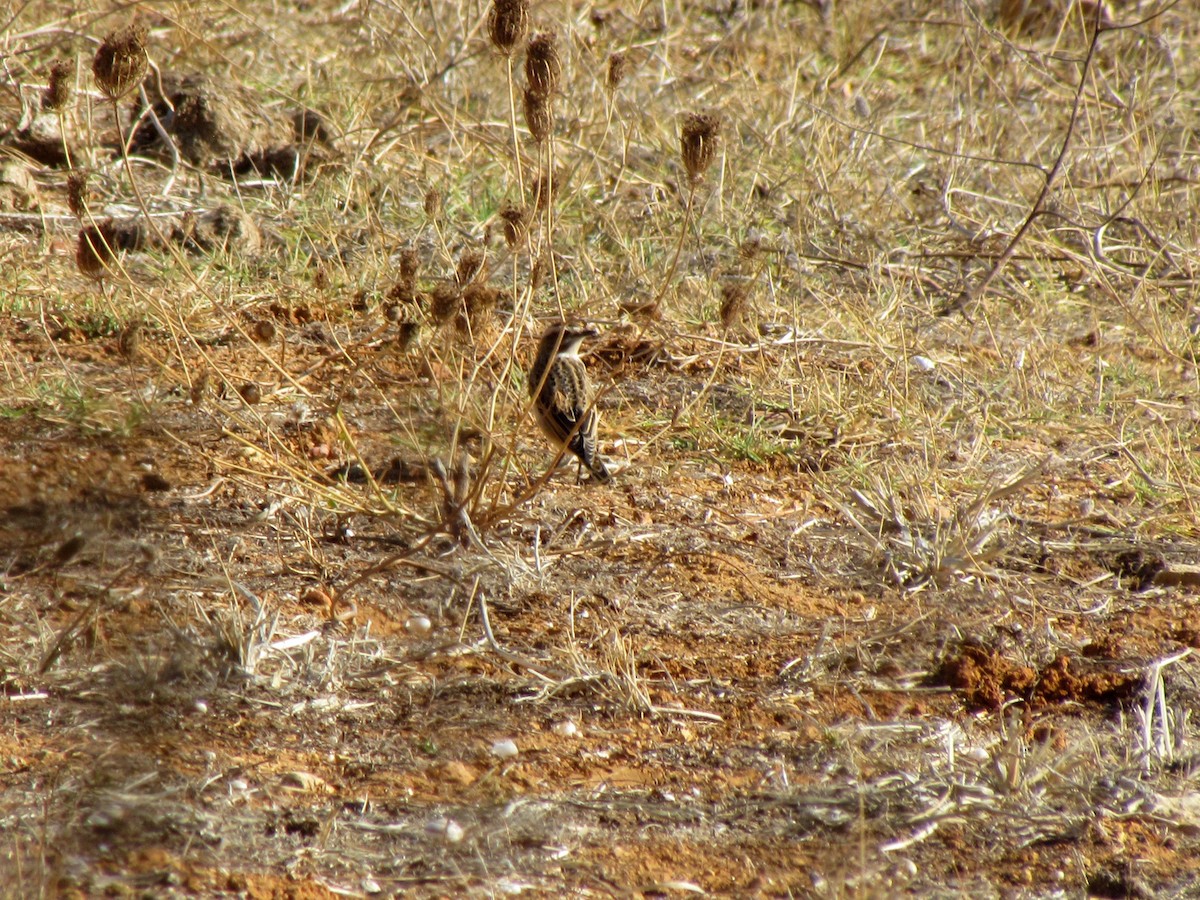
[4, 1, 1200, 897]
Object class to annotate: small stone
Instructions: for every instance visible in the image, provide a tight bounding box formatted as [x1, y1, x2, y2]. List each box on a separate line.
[405, 615, 432, 636]
[490, 739, 519, 759]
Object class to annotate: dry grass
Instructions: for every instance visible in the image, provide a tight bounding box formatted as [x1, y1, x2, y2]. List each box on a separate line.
[3, 0, 1200, 896]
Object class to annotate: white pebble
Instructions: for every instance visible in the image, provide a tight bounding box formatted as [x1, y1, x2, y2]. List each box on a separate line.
[426, 817, 465, 843]
[552, 720, 578, 738]
[911, 355, 936, 371]
[963, 747, 989, 763]
[490, 739, 519, 759]
[230, 778, 249, 792]
[193, 699, 208, 714]
[405, 615, 432, 636]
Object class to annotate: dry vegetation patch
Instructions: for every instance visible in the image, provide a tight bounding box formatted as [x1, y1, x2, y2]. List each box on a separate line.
[4, 0, 1200, 896]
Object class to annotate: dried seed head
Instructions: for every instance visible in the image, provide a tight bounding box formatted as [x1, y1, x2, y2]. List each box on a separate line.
[424, 187, 443, 221]
[399, 246, 420, 285]
[397, 320, 420, 351]
[459, 283, 500, 336]
[529, 169, 562, 212]
[606, 52, 626, 92]
[488, 0, 529, 56]
[254, 320, 277, 342]
[525, 32, 561, 97]
[719, 281, 751, 330]
[430, 281, 461, 324]
[118, 322, 143, 358]
[44, 61, 74, 111]
[523, 87, 552, 143]
[681, 112, 720, 185]
[238, 382, 262, 405]
[189, 370, 209, 405]
[499, 203, 529, 248]
[313, 262, 330, 292]
[739, 233, 763, 260]
[388, 282, 421, 306]
[529, 254, 547, 293]
[92, 25, 148, 101]
[67, 169, 91, 218]
[76, 221, 117, 278]
[455, 248, 488, 286]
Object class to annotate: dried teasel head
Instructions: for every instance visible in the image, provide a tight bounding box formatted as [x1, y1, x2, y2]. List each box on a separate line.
[67, 169, 91, 218]
[523, 87, 552, 143]
[499, 203, 529, 248]
[44, 61, 74, 112]
[76, 221, 118, 278]
[455, 248, 488, 286]
[680, 111, 720, 186]
[488, 0, 529, 56]
[92, 25, 148, 101]
[606, 52, 626, 92]
[525, 32, 561, 98]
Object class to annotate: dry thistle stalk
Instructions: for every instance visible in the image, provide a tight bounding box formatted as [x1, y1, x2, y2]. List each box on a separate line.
[76, 222, 117, 278]
[488, 0, 529, 55]
[523, 87, 552, 143]
[606, 52, 626, 92]
[525, 32, 561, 97]
[66, 169, 90, 218]
[499, 203, 529, 248]
[681, 112, 720, 186]
[44, 61, 74, 111]
[92, 25, 148, 101]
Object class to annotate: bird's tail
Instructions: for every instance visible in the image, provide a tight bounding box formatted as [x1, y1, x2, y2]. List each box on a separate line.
[589, 457, 612, 483]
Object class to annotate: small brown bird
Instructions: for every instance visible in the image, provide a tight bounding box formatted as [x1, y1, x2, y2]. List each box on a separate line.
[528, 323, 611, 483]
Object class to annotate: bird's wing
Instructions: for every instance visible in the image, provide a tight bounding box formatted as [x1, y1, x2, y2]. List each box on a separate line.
[544, 359, 595, 453]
